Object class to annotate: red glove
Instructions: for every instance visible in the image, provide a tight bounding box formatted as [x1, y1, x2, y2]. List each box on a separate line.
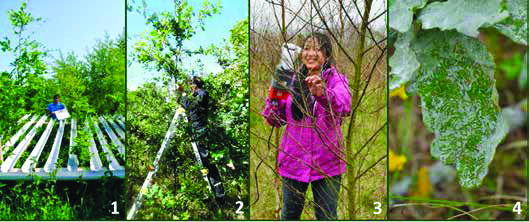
[268, 86, 289, 100]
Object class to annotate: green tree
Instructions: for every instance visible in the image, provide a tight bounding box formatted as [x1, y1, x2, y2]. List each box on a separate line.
[52, 52, 92, 117]
[0, 1, 48, 143]
[130, 0, 221, 80]
[83, 34, 126, 115]
[205, 18, 249, 168]
[1, 1, 47, 83]
[51, 34, 125, 118]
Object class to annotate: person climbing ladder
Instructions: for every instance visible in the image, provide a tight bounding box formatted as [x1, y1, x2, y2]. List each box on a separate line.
[177, 76, 225, 203]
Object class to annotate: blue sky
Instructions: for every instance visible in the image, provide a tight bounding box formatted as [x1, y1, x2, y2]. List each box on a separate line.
[127, 0, 248, 90]
[0, 0, 125, 75]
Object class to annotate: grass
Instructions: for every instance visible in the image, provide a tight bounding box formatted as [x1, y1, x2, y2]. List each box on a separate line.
[0, 178, 125, 220]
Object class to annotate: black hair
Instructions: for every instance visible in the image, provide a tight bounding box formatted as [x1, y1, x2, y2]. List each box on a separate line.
[303, 32, 333, 61]
[291, 32, 333, 121]
[191, 76, 204, 88]
[53, 94, 59, 99]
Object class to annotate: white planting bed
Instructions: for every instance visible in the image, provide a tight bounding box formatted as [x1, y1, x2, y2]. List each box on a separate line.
[0, 115, 125, 180]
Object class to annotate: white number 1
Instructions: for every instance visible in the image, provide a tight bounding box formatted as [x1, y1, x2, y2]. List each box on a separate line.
[111, 201, 119, 215]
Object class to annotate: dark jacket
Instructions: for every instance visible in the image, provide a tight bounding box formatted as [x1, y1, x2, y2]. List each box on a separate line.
[181, 89, 210, 129]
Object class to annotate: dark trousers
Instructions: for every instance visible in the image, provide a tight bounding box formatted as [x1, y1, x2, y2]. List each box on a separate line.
[191, 127, 224, 199]
[281, 175, 341, 220]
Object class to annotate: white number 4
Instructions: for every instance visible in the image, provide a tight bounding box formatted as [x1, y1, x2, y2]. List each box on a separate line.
[373, 201, 382, 214]
[235, 201, 244, 214]
[513, 201, 522, 215]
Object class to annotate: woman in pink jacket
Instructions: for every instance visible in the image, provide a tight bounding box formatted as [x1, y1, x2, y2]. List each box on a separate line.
[263, 32, 351, 220]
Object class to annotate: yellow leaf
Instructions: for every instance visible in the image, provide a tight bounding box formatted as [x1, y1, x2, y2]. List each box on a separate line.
[389, 85, 408, 100]
[389, 149, 407, 172]
[412, 167, 431, 198]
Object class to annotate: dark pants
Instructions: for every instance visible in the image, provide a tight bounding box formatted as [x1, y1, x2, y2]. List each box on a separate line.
[281, 175, 341, 220]
[191, 127, 225, 199]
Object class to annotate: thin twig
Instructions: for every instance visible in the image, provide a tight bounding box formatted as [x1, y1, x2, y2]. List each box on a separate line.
[391, 203, 479, 220]
[448, 204, 511, 220]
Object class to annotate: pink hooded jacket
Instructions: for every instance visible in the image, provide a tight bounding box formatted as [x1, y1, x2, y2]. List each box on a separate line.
[263, 66, 351, 182]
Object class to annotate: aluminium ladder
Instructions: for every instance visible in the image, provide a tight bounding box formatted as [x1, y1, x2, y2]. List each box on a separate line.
[127, 106, 214, 220]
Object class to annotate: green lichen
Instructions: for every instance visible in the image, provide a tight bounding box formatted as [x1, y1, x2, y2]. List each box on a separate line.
[411, 30, 509, 188]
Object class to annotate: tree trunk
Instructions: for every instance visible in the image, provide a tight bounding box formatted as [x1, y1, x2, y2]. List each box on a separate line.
[339, 0, 345, 40]
[281, 0, 286, 41]
[345, 0, 372, 219]
[274, 127, 281, 219]
[278, 1, 286, 217]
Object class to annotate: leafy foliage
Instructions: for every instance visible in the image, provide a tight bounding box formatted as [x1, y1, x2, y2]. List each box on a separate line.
[71, 127, 92, 167]
[0, 2, 48, 139]
[127, 84, 212, 220]
[389, 30, 418, 90]
[388, 0, 427, 33]
[389, 0, 526, 188]
[0, 179, 125, 220]
[82, 35, 126, 115]
[205, 19, 249, 155]
[130, 0, 221, 79]
[412, 30, 509, 188]
[418, 0, 508, 37]
[53, 35, 126, 118]
[493, 0, 528, 45]
[1, 2, 47, 83]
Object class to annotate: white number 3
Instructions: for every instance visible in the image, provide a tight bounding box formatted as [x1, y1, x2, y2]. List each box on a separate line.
[373, 201, 382, 214]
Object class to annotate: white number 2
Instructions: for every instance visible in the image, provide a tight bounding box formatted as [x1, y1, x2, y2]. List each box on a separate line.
[373, 201, 382, 214]
[513, 201, 522, 215]
[111, 201, 119, 215]
[235, 201, 244, 214]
